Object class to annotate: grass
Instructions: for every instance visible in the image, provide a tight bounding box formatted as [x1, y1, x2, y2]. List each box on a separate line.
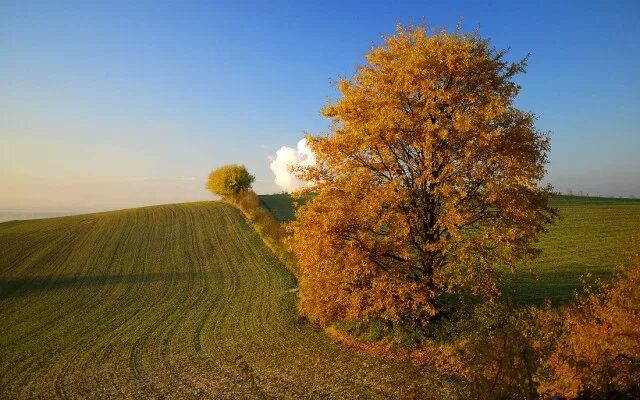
[2, 196, 638, 397]
[258, 194, 640, 305]
[505, 195, 640, 304]
[0, 202, 436, 399]
[259, 194, 307, 222]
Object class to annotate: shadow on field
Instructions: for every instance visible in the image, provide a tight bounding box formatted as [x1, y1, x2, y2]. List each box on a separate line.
[0, 271, 205, 299]
[499, 268, 613, 306]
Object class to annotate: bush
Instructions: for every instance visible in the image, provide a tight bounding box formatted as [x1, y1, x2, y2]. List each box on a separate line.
[536, 249, 640, 399]
[226, 190, 296, 275]
[404, 302, 541, 399]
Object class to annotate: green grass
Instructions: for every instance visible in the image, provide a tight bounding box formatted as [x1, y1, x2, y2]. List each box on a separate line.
[0, 202, 434, 399]
[260, 194, 313, 223]
[258, 194, 640, 305]
[505, 195, 640, 304]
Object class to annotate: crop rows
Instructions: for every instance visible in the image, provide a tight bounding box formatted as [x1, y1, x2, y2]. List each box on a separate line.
[0, 202, 435, 399]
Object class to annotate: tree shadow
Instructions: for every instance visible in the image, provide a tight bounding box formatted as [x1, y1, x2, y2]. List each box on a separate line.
[499, 267, 613, 306]
[0, 271, 206, 299]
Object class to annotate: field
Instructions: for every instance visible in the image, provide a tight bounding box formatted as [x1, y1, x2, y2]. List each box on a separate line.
[260, 194, 640, 304]
[0, 202, 433, 399]
[506, 196, 640, 304]
[259, 194, 298, 222]
[2, 197, 639, 398]
[259, 194, 311, 222]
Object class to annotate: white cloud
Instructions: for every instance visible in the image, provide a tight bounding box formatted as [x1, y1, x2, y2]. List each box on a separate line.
[269, 138, 316, 192]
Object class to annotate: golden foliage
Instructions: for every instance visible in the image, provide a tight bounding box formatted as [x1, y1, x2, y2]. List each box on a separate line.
[537, 247, 640, 398]
[288, 25, 555, 326]
[207, 164, 255, 196]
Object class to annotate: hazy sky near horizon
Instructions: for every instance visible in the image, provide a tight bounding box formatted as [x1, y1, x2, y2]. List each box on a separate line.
[1, 0, 639, 211]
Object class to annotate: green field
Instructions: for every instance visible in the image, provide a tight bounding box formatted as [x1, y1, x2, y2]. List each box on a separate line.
[2, 197, 639, 398]
[259, 194, 640, 304]
[260, 194, 297, 222]
[506, 196, 640, 304]
[0, 202, 433, 399]
[260, 194, 311, 222]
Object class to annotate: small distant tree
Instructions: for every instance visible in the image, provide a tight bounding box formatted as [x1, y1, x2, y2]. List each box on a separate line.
[207, 165, 255, 197]
[288, 25, 556, 327]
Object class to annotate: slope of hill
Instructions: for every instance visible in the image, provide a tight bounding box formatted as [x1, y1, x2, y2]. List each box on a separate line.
[259, 194, 640, 304]
[260, 194, 313, 222]
[0, 202, 432, 399]
[259, 194, 297, 222]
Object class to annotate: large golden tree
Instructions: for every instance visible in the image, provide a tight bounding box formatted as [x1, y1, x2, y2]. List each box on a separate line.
[288, 26, 555, 326]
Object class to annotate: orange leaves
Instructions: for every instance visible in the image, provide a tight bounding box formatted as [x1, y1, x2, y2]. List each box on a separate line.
[537, 248, 640, 398]
[289, 25, 555, 328]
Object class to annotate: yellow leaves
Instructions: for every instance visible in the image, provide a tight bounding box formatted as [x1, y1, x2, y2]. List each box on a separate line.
[207, 165, 255, 197]
[290, 24, 554, 328]
[537, 248, 640, 397]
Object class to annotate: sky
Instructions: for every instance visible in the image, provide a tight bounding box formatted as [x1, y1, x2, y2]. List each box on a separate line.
[1, 0, 639, 212]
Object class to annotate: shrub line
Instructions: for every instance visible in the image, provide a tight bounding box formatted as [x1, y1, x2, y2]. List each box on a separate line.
[222, 190, 298, 280]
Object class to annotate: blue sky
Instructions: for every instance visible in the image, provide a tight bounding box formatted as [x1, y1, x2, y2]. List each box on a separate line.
[1, 0, 639, 210]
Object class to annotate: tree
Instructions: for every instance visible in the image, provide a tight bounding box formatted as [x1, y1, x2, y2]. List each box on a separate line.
[288, 25, 556, 327]
[207, 164, 255, 197]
